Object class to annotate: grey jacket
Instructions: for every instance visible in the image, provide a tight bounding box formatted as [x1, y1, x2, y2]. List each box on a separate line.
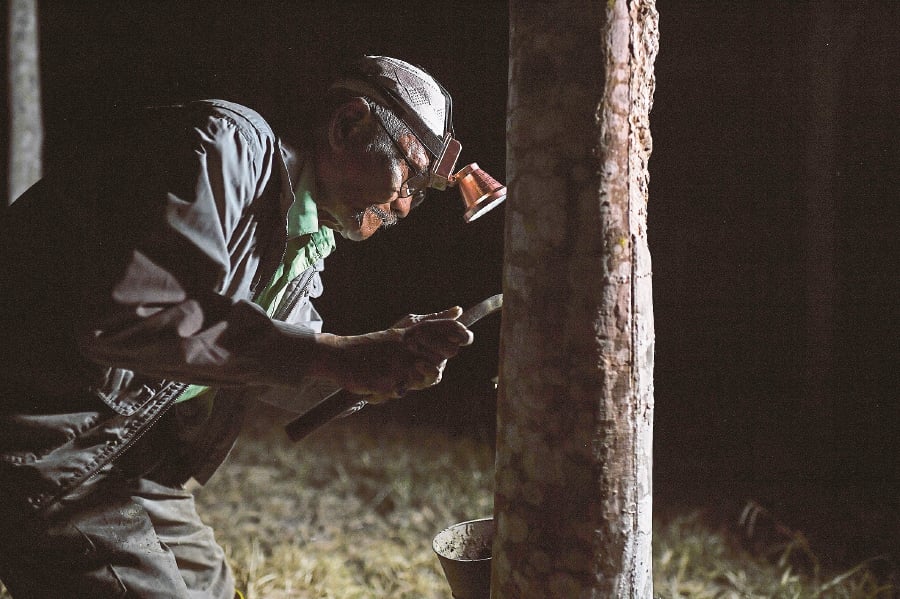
[0, 100, 324, 512]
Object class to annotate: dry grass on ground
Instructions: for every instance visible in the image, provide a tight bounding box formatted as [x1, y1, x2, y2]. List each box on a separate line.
[196, 406, 495, 599]
[0, 404, 893, 598]
[198, 406, 892, 598]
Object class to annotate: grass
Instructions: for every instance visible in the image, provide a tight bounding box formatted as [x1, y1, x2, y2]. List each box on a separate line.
[195, 406, 495, 599]
[653, 510, 893, 598]
[0, 404, 894, 597]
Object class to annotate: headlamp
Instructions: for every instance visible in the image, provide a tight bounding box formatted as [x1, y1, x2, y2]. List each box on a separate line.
[334, 56, 506, 221]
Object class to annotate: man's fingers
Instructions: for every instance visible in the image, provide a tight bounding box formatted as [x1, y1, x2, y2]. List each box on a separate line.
[418, 306, 463, 322]
[362, 356, 447, 405]
[364, 391, 393, 405]
[336, 314, 470, 402]
[418, 318, 473, 345]
[393, 306, 464, 328]
[402, 321, 473, 363]
[414, 359, 446, 386]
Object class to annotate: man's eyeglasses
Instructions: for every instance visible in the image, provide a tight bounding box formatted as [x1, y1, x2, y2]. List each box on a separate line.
[370, 104, 429, 208]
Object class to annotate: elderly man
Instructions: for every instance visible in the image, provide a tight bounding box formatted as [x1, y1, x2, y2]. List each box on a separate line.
[0, 56, 480, 598]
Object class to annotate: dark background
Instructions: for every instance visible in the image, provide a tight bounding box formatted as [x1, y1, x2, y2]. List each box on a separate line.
[2, 0, 898, 562]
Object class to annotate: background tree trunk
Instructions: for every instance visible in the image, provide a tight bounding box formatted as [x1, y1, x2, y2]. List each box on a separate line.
[492, 1, 658, 597]
[7, 0, 42, 204]
[799, 0, 861, 480]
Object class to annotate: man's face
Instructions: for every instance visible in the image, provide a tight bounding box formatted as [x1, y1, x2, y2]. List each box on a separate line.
[315, 105, 430, 241]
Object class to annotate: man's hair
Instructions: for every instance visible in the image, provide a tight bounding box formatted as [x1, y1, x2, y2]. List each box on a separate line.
[314, 88, 415, 164]
[366, 102, 417, 164]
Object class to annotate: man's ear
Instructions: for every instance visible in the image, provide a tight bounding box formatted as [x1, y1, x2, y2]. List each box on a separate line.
[328, 97, 372, 151]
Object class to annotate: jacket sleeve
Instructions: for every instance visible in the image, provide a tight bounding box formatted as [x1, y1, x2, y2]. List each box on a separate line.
[251, 265, 344, 411]
[75, 108, 324, 389]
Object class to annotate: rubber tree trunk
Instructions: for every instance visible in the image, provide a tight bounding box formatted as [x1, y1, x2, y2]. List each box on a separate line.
[7, 0, 43, 204]
[492, 1, 658, 597]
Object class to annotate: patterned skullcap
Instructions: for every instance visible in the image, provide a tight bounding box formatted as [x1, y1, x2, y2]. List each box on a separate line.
[330, 55, 454, 160]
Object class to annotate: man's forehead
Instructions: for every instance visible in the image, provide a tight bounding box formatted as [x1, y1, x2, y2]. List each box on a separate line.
[401, 133, 430, 171]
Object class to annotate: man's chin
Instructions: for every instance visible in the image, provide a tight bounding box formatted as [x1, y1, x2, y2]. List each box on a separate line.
[337, 211, 383, 241]
[321, 219, 365, 241]
[338, 228, 362, 241]
[338, 227, 377, 242]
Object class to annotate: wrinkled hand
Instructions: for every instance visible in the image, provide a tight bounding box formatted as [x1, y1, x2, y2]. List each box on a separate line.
[320, 307, 473, 403]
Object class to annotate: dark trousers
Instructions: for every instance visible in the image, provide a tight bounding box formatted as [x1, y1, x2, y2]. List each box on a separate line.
[0, 475, 234, 599]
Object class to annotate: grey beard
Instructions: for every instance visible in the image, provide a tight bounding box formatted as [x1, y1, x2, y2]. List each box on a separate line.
[354, 206, 399, 229]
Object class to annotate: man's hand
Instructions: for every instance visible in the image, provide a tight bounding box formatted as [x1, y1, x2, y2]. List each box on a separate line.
[314, 306, 473, 402]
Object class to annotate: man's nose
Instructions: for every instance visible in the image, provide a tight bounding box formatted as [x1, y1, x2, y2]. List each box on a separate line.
[389, 196, 412, 219]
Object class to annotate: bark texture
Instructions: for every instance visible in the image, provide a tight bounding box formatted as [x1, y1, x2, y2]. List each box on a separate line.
[7, 0, 43, 204]
[492, 1, 657, 597]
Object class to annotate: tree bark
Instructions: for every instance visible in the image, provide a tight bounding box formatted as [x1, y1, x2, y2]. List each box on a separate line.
[7, 0, 43, 204]
[492, 1, 658, 597]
